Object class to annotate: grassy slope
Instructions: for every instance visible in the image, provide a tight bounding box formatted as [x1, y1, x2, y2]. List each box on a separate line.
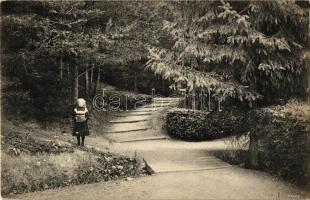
[1, 83, 150, 197]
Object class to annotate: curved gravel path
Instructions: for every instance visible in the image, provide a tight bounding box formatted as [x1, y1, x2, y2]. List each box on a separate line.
[16, 98, 309, 200]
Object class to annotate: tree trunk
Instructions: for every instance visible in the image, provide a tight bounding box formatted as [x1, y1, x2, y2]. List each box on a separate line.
[66, 63, 70, 79]
[23, 58, 28, 76]
[161, 78, 165, 95]
[134, 72, 138, 92]
[198, 89, 202, 110]
[90, 64, 94, 92]
[208, 89, 211, 111]
[249, 133, 259, 168]
[73, 65, 79, 102]
[191, 86, 196, 110]
[306, 54, 310, 102]
[307, 127, 310, 184]
[304, 52, 310, 183]
[85, 64, 89, 98]
[60, 58, 63, 80]
[185, 88, 190, 109]
[93, 66, 100, 96]
[218, 97, 222, 111]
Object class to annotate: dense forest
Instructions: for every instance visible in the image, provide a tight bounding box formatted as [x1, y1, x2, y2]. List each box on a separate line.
[1, 1, 310, 196]
[1, 1, 309, 118]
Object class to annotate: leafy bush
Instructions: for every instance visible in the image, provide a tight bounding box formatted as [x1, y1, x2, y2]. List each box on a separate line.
[212, 100, 310, 186]
[165, 108, 247, 140]
[246, 104, 310, 186]
[1, 75, 73, 120]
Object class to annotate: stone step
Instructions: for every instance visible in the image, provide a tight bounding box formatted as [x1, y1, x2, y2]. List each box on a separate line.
[114, 113, 151, 117]
[152, 101, 177, 104]
[128, 112, 154, 115]
[173, 159, 226, 164]
[107, 120, 149, 132]
[109, 115, 150, 123]
[152, 103, 174, 105]
[118, 136, 167, 143]
[127, 113, 152, 116]
[109, 119, 148, 123]
[153, 165, 231, 173]
[153, 98, 179, 100]
[131, 109, 158, 112]
[104, 127, 151, 134]
[145, 159, 231, 173]
[106, 129, 148, 135]
[107, 131, 159, 141]
[152, 100, 175, 103]
[143, 105, 171, 108]
[152, 101, 178, 103]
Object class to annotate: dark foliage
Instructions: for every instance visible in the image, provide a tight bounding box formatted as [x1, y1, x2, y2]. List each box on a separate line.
[1, 1, 167, 119]
[147, 1, 308, 105]
[246, 109, 309, 185]
[165, 108, 246, 140]
[100, 62, 171, 96]
[98, 89, 152, 111]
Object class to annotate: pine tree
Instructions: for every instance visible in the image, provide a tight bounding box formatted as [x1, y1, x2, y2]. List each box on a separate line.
[146, 1, 308, 107]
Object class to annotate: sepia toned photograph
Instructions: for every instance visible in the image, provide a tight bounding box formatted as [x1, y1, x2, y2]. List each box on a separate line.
[1, 1, 309, 199]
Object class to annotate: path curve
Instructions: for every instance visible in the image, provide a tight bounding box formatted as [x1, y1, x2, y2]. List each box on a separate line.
[16, 98, 309, 200]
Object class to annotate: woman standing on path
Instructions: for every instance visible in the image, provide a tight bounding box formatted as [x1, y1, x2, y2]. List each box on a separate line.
[72, 98, 90, 146]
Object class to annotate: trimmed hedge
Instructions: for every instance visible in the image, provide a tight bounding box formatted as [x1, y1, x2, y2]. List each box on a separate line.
[165, 108, 247, 140]
[247, 108, 310, 185]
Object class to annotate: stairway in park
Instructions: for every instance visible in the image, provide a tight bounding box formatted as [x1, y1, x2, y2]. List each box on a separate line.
[105, 97, 231, 173]
[104, 98, 174, 143]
